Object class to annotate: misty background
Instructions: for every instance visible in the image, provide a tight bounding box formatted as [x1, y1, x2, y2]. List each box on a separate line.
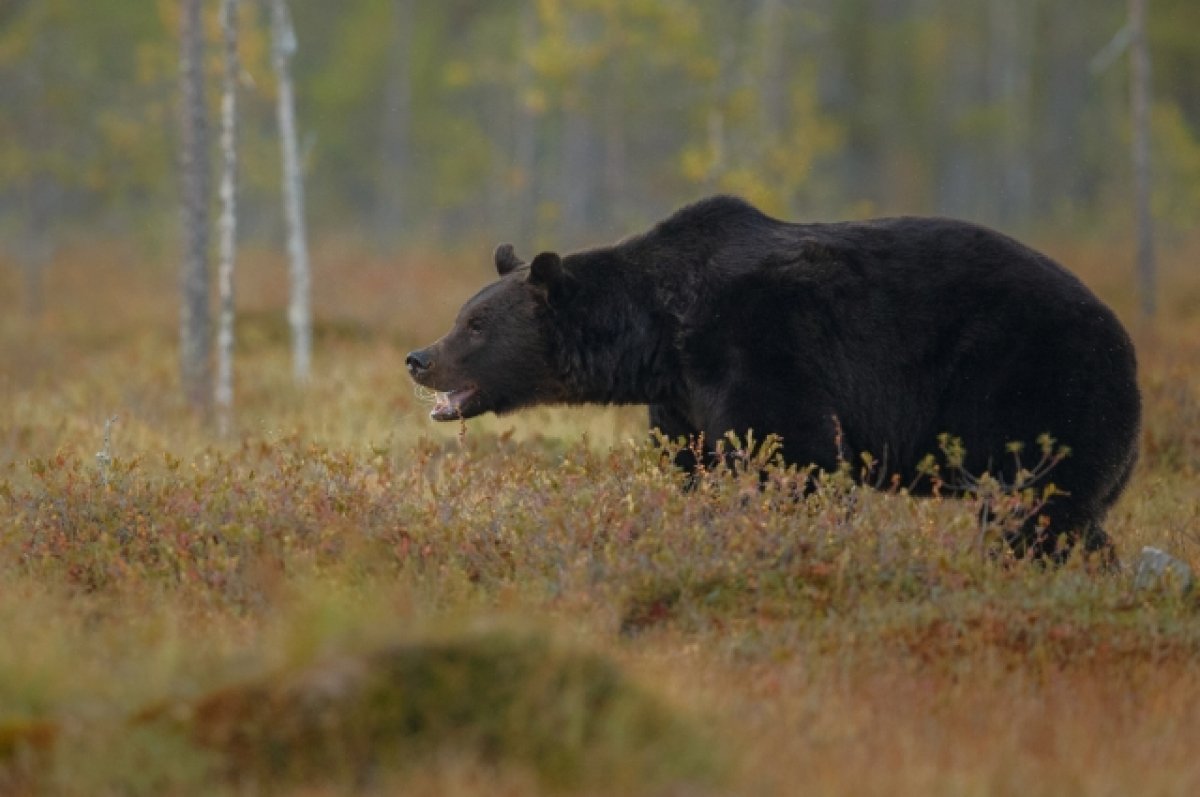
[2, 0, 1197, 260]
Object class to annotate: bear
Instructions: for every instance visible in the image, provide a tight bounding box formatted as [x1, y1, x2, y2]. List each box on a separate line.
[406, 195, 1141, 562]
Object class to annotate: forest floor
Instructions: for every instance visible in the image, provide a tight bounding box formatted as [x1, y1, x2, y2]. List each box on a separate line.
[0, 236, 1198, 796]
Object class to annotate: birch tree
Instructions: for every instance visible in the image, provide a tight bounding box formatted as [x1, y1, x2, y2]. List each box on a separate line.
[987, 0, 1033, 228]
[215, 0, 240, 433]
[271, 0, 312, 384]
[376, 0, 414, 243]
[1130, 0, 1157, 319]
[179, 0, 211, 410]
[15, 1, 54, 320]
[512, 4, 538, 245]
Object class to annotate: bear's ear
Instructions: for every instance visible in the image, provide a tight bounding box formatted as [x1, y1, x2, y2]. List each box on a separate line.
[528, 251, 563, 286]
[527, 251, 574, 303]
[494, 243, 525, 276]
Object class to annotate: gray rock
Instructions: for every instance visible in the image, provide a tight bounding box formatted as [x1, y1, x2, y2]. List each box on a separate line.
[1134, 546, 1196, 594]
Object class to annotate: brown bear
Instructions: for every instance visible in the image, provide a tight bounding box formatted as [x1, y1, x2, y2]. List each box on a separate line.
[407, 196, 1141, 561]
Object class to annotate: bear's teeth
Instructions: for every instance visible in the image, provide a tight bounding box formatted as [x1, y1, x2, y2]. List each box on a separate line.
[413, 385, 439, 405]
[430, 387, 477, 420]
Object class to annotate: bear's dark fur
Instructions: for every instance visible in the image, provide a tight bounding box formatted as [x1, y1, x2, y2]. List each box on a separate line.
[407, 196, 1141, 560]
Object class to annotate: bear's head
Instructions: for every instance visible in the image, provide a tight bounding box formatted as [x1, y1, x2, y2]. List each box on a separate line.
[406, 244, 572, 421]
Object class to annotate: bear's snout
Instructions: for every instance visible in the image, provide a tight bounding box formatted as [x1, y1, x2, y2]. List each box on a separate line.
[405, 349, 433, 379]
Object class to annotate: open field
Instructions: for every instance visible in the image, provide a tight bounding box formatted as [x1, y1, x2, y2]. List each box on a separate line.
[1, 237, 1199, 795]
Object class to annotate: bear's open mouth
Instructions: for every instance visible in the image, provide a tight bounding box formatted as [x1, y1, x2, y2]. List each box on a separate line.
[431, 386, 479, 421]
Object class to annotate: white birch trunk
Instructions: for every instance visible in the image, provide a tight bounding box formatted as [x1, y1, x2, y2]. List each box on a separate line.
[215, 0, 240, 434]
[271, 0, 312, 383]
[1129, 0, 1157, 319]
[987, 0, 1032, 227]
[179, 0, 212, 410]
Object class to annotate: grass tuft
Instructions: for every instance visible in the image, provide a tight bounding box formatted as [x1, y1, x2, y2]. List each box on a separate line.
[138, 631, 717, 792]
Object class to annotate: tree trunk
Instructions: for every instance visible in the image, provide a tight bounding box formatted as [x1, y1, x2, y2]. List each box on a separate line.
[1130, 0, 1156, 319]
[557, 9, 598, 244]
[601, 67, 627, 233]
[215, 0, 240, 434]
[20, 7, 54, 320]
[375, 0, 414, 245]
[987, 0, 1033, 228]
[936, 0, 983, 219]
[22, 151, 53, 322]
[179, 0, 212, 411]
[271, 0, 312, 383]
[512, 3, 538, 244]
[1035, 0, 1090, 222]
[758, 0, 786, 145]
[559, 102, 596, 243]
[831, 0, 883, 211]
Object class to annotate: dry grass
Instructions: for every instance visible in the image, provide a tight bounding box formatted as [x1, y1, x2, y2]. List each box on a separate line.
[0, 233, 1198, 795]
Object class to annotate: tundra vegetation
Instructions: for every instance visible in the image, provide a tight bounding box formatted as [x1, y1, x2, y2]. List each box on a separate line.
[0, 238, 1198, 796]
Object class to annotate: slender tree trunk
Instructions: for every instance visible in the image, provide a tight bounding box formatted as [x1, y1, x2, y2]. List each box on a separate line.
[271, 0, 312, 383]
[988, 0, 1032, 228]
[831, 0, 882, 210]
[23, 152, 53, 322]
[215, 0, 240, 434]
[1037, 1, 1089, 221]
[702, 3, 736, 195]
[601, 68, 627, 232]
[1129, 0, 1156, 319]
[936, 1, 982, 219]
[20, 247, 45, 319]
[513, 3, 538, 244]
[375, 0, 413, 244]
[755, 0, 787, 211]
[557, 10, 597, 243]
[758, 0, 786, 144]
[560, 102, 595, 242]
[21, 10, 53, 320]
[179, 0, 212, 410]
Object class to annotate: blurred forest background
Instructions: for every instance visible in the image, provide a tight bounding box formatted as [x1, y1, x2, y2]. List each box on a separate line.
[2, 0, 1199, 266]
[4, 5, 1200, 792]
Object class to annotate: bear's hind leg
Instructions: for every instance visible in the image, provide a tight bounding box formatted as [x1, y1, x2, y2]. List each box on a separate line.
[1002, 502, 1117, 570]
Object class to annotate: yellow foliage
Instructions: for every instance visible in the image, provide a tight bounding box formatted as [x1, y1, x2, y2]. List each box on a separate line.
[1153, 101, 1200, 232]
[522, 87, 549, 115]
[680, 63, 843, 215]
[537, 0, 566, 37]
[444, 61, 474, 89]
[136, 41, 175, 86]
[0, 14, 34, 64]
[716, 169, 784, 216]
[527, 0, 708, 110]
[725, 87, 759, 126]
[680, 144, 717, 185]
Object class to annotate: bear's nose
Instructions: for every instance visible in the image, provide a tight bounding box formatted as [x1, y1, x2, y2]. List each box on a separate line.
[406, 350, 433, 378]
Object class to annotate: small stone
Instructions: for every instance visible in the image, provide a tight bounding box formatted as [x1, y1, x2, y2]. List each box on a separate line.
[1134, 546, 1195, 594]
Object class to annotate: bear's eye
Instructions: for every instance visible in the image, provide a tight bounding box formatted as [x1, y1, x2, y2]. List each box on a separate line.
[466, 316, 485, 335]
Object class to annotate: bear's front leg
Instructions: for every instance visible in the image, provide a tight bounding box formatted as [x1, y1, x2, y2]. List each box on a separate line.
[702, 400, 848, 480]
[648, 402, 706, 478]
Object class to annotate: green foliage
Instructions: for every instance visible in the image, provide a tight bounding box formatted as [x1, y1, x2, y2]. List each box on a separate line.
[138, 631, 715, 791]
[1153, 101, 1200, 232]
[4, 0, 1200, 247]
